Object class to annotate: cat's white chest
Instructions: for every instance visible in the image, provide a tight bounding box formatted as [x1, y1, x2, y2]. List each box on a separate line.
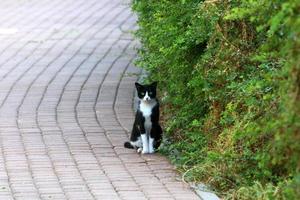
[140, 101, 156, 134]
[140, 102, 153, 117]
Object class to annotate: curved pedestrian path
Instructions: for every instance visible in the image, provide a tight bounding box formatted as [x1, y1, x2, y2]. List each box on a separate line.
[0, 0, 200, 199]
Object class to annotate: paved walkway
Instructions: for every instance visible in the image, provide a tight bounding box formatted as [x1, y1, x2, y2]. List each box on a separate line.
[0, 0, 200, 200]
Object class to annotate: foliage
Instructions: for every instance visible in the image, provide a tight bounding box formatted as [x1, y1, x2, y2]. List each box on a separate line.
[132, 0, 300, 199]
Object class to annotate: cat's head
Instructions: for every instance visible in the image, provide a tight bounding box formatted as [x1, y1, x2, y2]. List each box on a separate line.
[135, 82, 157, 102]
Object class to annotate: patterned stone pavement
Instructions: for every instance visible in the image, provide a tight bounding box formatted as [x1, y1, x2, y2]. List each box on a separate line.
[0, 0, 200, 199]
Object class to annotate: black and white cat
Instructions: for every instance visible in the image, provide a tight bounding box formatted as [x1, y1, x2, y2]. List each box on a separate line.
[124, 82, 162, 154]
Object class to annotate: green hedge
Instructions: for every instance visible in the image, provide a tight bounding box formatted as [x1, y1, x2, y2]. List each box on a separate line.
[132, 0, 300, 199]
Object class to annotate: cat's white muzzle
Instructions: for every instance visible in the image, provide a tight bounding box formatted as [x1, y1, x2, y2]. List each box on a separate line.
[143, 92, 151, 101]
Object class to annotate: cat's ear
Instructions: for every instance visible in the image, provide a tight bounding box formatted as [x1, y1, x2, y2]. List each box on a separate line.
[135, 82, 143, 90]
[151, 81, 158, 88]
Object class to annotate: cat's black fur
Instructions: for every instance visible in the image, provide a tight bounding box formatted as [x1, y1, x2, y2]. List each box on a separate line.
[124, 82, 162, 154]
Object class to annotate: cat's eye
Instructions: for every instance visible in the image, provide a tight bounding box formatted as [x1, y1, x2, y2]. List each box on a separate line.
[141, 92, 145, 95]
[149, 92, 153, 95]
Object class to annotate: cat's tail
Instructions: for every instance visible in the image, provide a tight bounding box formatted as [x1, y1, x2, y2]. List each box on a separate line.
[124, 141, 134, 149]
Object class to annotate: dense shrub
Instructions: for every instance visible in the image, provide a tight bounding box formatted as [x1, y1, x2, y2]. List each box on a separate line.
[132, 0, 300, 199]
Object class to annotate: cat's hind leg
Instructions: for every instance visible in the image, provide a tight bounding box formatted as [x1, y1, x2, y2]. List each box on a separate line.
[150, 124, 163, 152]
[124, 136, 142, 149]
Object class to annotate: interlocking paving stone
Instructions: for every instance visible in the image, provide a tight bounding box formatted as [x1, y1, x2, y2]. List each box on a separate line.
[0, 0, 201, 199]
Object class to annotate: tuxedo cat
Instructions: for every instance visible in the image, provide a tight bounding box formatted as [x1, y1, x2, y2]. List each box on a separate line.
[124, 82, 162, 154]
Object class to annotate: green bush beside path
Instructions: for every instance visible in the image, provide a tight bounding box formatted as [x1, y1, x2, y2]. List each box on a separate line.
[132, 0, 300, 199]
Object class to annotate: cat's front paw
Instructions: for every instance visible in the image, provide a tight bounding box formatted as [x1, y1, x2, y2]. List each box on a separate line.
[142, 149, 149, 154]
[148, 149, 155, 154]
